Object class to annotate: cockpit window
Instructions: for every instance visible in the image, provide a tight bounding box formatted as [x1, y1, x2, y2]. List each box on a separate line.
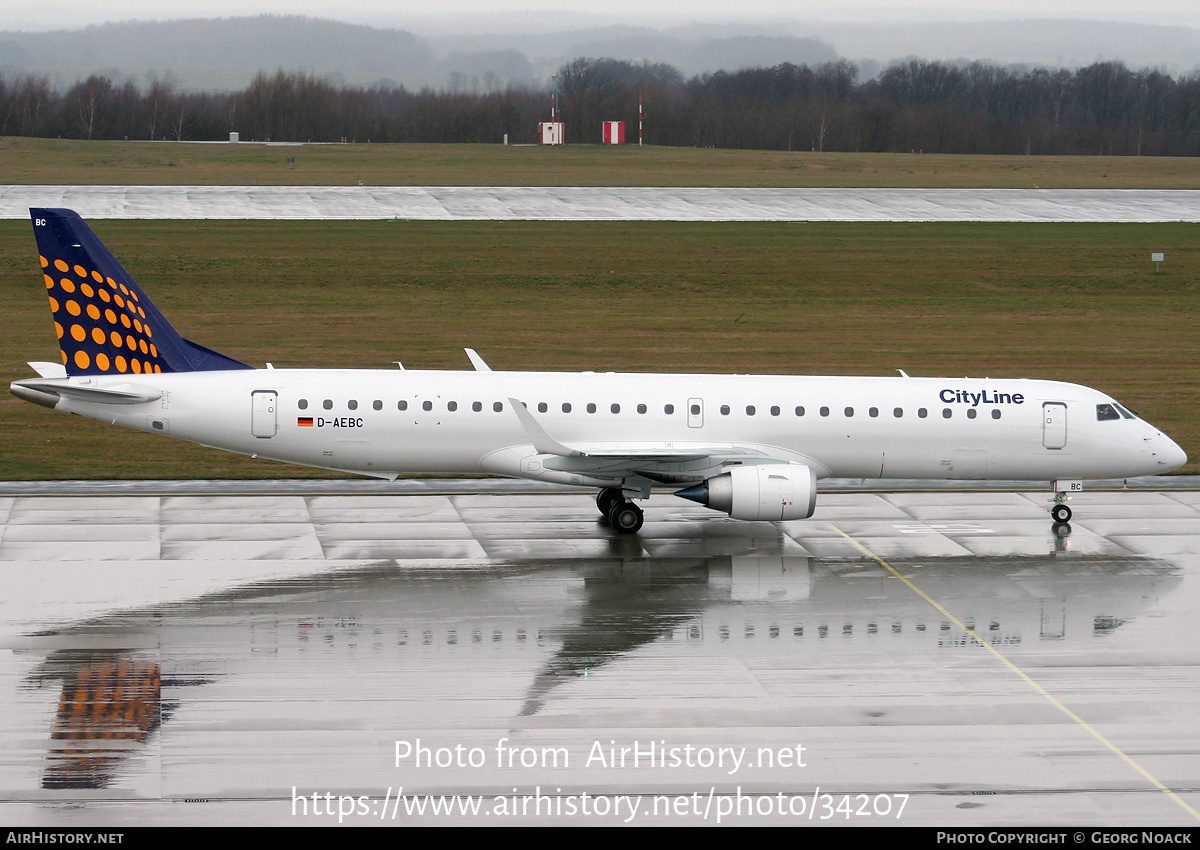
[1098, 402, 1137, 421]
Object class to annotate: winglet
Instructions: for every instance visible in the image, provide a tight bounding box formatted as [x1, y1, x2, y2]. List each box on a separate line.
[507, 398, 580, 457]
[465, 348, 491, 372]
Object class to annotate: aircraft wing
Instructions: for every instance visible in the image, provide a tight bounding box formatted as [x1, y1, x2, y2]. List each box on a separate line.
[507, 398, 829, 481]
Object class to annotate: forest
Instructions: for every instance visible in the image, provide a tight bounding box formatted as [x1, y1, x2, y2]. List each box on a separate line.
[2, 57, 1199, 156]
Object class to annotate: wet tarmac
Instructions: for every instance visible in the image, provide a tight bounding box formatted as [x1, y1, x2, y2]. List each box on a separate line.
[3, 185, 1199, 221]
[2, 479, 1199, 826]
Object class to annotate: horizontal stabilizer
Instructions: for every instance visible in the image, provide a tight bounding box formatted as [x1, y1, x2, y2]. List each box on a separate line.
[28, 361, 67, 379]
[11, 378, 161, 406]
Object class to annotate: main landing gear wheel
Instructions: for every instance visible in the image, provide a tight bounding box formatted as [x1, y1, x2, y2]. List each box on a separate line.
[1051, 504, 1072, 523]
[607, 500, 644, 534]
[596, 487, 623, 519]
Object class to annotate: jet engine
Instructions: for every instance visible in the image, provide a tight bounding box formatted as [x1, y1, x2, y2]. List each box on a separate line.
[675, 463, 817, 521]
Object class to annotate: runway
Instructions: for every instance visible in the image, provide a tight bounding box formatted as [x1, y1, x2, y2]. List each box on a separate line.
[3, 185, 1199, 221]
[2, 478, 1199, 825]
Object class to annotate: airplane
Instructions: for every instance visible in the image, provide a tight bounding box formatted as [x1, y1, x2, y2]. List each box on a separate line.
[11, 208, 1189, 534]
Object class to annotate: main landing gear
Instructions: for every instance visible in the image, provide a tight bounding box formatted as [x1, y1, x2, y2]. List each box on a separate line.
[596, 487, 644, 534]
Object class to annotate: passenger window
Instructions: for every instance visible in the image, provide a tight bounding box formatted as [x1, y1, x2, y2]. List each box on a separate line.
[795, 406, 805, 416]
[472, 401, 482, 412]
[562, 402, 572, 413]
[373, 400, 382, 411]
[611, 403, 620, 414]
[538, 402, 547, 413]
[918, 408, 928, 418]
[637, 404, 647, 414]
[746, 405, 756, 416]
[493, 401, 503, 412]
[348, 399, 358, 410]
[967, 408, 977, 419]
[665, 404, 675, 414]
[869, 407, 878, 418]
[893, 408, 903, 418]
[423, 400, 433, 411]
[398, 400, 408, 411]
[770, 406, 780, 416]
[1096, 404, 1120, 421]
[298, 399, 308, 410]
[942, 408, 952, 418]
[323, 399, 333, 410]
[992, 409, 1001, 420]
[587, 403, 597, 414]
[844, 407, 853, 417]
[447, 401, 457, 412]
[820, 407, 829, 417]
[690, 404, 700, 415]
[720, 405, 730, 415]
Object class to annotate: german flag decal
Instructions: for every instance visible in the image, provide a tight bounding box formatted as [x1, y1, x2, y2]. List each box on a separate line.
[297, 417, 314, 427]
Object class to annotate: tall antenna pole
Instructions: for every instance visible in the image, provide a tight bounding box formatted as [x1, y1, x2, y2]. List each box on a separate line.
[639, 94, 643, 146]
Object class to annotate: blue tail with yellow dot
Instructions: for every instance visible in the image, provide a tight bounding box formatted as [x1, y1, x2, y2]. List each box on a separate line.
[31, 208, 251, 376]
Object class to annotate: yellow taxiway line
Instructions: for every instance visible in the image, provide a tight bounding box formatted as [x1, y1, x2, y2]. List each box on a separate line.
[828, 521, 1200, 822]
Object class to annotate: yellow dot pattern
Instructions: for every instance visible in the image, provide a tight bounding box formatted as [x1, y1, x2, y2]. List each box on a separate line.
[43, 255, 164, 376]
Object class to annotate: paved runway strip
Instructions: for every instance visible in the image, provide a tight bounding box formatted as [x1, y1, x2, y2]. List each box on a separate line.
[3, 185, 1199, 221]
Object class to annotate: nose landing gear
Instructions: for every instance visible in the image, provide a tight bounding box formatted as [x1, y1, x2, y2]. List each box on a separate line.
[1049, 479, 1080, 524]
[1051, 502, 1072, 523]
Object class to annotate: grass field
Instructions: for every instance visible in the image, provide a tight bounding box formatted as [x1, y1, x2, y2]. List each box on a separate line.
[4, 137, 1200, 188]
[3, 218, 1196, 478]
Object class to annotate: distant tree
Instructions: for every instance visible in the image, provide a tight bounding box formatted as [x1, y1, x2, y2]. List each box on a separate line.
[65, 75, 114, 140]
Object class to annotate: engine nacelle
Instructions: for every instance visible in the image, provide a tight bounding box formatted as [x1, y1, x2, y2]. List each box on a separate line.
[675, 463, 817, 521]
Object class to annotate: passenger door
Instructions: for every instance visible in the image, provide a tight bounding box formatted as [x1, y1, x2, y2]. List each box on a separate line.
[1042, 402, 1067, 449]
[251, 390, 278, 438]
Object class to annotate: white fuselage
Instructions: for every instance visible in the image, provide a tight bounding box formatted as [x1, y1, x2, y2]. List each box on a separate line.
[45, 369, 1187, 487]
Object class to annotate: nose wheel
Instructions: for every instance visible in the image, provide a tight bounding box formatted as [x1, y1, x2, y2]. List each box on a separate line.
[1049, 480, 1079, 524]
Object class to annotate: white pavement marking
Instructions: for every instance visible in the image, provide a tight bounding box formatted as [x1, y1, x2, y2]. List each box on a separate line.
[3, 186, 1200, 221]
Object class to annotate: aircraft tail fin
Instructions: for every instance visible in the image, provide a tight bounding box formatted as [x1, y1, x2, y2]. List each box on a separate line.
[31, 209, 251, 376]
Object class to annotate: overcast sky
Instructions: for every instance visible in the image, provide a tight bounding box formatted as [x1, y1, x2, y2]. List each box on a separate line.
[6, 0, 1200, 30]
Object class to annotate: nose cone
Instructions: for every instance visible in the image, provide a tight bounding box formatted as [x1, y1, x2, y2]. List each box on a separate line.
[1159, 434, 1189, 472]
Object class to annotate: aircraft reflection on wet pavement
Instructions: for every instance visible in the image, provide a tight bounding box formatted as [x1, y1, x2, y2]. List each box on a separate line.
[16, 552, 1180, 791]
